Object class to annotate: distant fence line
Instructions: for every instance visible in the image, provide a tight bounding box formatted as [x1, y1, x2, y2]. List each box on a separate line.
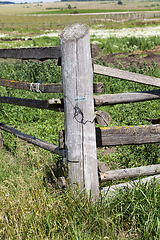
[1, 12, 160, 30]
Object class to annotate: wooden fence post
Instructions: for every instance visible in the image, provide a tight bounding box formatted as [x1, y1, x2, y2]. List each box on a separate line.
[60, 23, 99, 200]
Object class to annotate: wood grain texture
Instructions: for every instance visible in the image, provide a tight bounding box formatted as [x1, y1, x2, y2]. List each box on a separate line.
[60, 23, 99, 199]
[94, 89, 160, 106]
[93, 82, 104, 94]
[95, 110, 111, 126]
[94, 64, 160, 88]
[0, 96, 63, 111]
[100, 164, 160, 182]
[96, 124, 160, 147]
[0, 78, 103, 94]
[59, 124, 160, 148]
[101, 175, 160, 197]
[0, 123, 65, 156]
[0, 78, 63, 93]
[0, 47, 61, 60]
[0, 44, 97, 60]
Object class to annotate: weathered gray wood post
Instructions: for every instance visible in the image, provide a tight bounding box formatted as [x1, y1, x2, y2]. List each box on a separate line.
[60, 23, 99, 200]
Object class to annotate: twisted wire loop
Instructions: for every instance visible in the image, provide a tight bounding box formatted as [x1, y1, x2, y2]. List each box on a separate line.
[36, 83, 42, 93]
[29, 82, 34, 92]
[29, 83, 42, 93]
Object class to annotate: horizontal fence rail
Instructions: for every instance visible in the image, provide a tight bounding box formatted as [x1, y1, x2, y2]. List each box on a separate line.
[0, 47, 61, 60]
[94, 64, 160, 88]
[3, 86, 160, 111]
[59, 124, 160, 148]
[0, 96, 63, 111]
[0, 44, 97, 60]
[101, 174, 160, 196]
[0, 78, 103, 94]
[0, 123, 65, 157]
[96, 125, 160, 146]
[0, 46, 160, 88]
[0, 79, 63, 93]
[99, 164, 160, 182]
[94, 89, 160, 106]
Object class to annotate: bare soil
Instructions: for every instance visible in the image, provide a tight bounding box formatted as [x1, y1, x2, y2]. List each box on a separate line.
[97, 45, 160, 69]
[95, 46, 160, 156]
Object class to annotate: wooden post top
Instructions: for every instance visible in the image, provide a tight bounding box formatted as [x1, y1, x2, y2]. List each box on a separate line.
[60, 23, 89, 42]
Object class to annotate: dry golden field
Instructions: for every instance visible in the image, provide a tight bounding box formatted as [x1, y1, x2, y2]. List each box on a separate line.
[0, 1, 160, 14]
[0, 1, 159, 31]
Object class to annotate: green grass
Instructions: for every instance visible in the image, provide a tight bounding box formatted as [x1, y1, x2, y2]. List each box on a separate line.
[33, 8, 134, 15]
[91, 35, 160, 54]
[34, 8, 160, 15]
[0, 32, 160, 239]
[1, 150, 160, 239]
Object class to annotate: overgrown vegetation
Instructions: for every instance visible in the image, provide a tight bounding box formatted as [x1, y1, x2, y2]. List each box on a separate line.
[0, 29, 160, 239]
[91, 35, 160, 54]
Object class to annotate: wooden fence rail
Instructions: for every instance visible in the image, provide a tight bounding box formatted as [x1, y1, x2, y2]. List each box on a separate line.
[0, 78, 103, 94]
[0, 123, 65, 157]
[59, 124, 160, 148]
[101, 174, 160, 196]
[0, 96, 63, 111]
[0, 44, 97, 60]
[94, 89, 160, 106]
[94, 64, 160, 88]
[0, 47, 61, 60]
[0, 23, 160, 198]
[3, 87, 160, 111]
[99, 164, 160, 182]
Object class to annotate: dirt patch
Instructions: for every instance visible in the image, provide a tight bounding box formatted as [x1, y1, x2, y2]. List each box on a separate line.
[102, 146, 117, 155]
[96, 45, 160, 69]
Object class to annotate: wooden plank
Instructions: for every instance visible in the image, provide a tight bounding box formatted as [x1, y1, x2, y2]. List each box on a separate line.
[0, 46, 61, 60]
[59, 124, 160, 148]
[60, 23, 99, 200]
[58, 166, 160, 188]
[100, 174, 160, 197]
[4, 86, 159, 109]
[0, 96, 63, 111]
[96, 124, 160, 147]
[94, 89, 160, 106]
[94, 64, 160, 88]
[95, 110, 111, 126]
[2, 83, 158, 108]
[0, 44, 97, 60]
[100, 164, 160, 182]
[0, 79, 63, 93]
[91, 43, 98, 58]
[0, 123, 65, 157]
[0, 78, 103, 94]
[93, 82, 104, 94]
[147, 118, 160, 124]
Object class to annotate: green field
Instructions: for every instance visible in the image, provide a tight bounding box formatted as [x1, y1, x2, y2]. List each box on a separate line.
[0, 0, 160, 31]
[0, 34, 160, 238]
[1, 2, 160, 239]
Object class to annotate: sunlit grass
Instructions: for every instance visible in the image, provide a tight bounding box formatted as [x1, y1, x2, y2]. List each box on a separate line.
[0, 16, 160, 239]
[0, 145, 160, 239]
